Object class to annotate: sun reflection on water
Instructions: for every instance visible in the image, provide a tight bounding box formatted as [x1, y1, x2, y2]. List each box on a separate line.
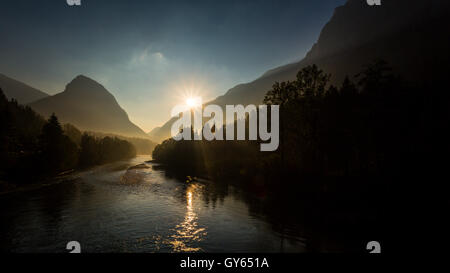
[169, 184, 206, 252]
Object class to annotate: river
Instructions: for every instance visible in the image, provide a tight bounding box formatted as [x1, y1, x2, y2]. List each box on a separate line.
[0, 156, 306, 253]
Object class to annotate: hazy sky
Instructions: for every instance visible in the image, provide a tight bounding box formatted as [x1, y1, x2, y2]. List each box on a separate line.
[0, 0, 345, 132]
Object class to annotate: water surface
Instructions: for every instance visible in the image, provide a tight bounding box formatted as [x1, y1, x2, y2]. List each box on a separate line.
[0, 156, 306, 253]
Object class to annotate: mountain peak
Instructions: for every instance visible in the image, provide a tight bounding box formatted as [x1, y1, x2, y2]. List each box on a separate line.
[63, 74, 117, 103]
[67, 74, 106, 91]
[29, 75, 148, 138]
[148, 0, 450, 143]
[73, 74, 91, 81]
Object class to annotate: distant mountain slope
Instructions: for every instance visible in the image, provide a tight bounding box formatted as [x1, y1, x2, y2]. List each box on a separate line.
[29, 75, 149, 138]
[212, 0, 449, 106]
[149, 0, 450, 143]
[0, 74, 49, 104]
[147, 126, 162, 139]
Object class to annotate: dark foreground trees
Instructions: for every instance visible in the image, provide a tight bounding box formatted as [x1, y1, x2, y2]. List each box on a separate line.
[152, 60, 449, 189]
[79, 134, 136, 167]
[0, 90, 136, 184]
[151, 61, 450, 251]
[39, 114, 79, 174]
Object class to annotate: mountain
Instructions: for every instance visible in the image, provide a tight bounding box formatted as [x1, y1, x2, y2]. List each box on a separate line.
[29, 75, 149, 138]
[148, 126, 161, 138]
[149, 0, 450, 143]
[0, 74, 49, 104]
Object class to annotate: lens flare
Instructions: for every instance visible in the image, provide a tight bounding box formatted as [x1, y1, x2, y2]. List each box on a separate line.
[185, 96, 202, 108]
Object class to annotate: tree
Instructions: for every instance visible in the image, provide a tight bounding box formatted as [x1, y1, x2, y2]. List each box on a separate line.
[63, 123, 82, 146]
[295, 64, 330, 97]
[0, 89, 12, 168]
[41, 114, 64, 144]
[262, 65, 331, 173]
[79, 133, 135, 167]
[356, 59, 394, 94]
[39, 114, 78, 173]
[340, 76, 358, 97]
[0, 88, 11, 139]
[79, 133, 100, 167]
[263, 81, 296, 106]
[1, 96, 136, 182]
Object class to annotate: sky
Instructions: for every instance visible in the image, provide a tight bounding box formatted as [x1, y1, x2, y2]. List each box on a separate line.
[0, 0, 345, 132]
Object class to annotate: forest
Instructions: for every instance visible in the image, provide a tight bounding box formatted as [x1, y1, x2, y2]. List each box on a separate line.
[0, 90, 136, 185]
[151, 60, 450, 248]
[153, 60, 449, 193]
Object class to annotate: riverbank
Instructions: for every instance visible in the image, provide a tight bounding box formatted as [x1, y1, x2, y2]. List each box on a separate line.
[0, 154, 153, 196]
[0, 155, 308, 253]
[0, 170, 80, 196]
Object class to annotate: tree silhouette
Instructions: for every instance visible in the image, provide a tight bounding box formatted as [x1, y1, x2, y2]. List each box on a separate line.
[41, 113, 63, 144]
[263, 81, 296, 105]
[151, 60, 431, 182]
[340, 76, 358, 97]
[39, 113, 78, 173]
[295, 64, 330, 97]
[0, 94, 138, 183]
[262, 65, 331, 173]
[356, 59, 394, 93]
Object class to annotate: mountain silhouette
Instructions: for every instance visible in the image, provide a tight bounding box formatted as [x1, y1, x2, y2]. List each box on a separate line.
[0, 74, 49, 104]
[147, 126, 162, 139]
[149, 0, 450, 142]
[29, 75, 148, 138]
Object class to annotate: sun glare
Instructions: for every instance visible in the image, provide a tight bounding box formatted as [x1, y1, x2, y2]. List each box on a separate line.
[171, 78, 209, 110]
[186, 96, 202, 108]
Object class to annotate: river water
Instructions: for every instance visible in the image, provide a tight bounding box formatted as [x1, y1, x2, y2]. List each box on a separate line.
[0, 156, 306, 253]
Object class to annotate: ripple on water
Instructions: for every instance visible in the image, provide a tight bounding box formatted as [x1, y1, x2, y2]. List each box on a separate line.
[0, 156, 307, 253]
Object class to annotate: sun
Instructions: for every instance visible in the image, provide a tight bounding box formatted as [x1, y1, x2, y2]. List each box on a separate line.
[185, 96, 202, 108]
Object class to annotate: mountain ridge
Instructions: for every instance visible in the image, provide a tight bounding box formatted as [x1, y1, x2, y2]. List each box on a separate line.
[0, 74, 49, 104]
[29, 75, 149, 139]
[148, 0, 450, 143]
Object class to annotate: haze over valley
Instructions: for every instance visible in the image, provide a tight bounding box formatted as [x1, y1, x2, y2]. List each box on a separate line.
[1, 0, 449, 254]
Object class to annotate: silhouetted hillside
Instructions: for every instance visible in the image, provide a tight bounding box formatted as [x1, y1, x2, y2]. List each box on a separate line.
[0, 88, 136, 185]
[29, 75, 149, 138]
[149, 0, 450, 142]
[147, 126, 162, 140]
[0, 74, 49, 104]
[84, 131, 157, 155]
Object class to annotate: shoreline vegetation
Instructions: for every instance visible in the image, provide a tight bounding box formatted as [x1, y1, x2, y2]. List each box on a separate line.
[0, 89, 152, 193]
[150, 61, 448, 248]
[153, 61, 429, 183]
